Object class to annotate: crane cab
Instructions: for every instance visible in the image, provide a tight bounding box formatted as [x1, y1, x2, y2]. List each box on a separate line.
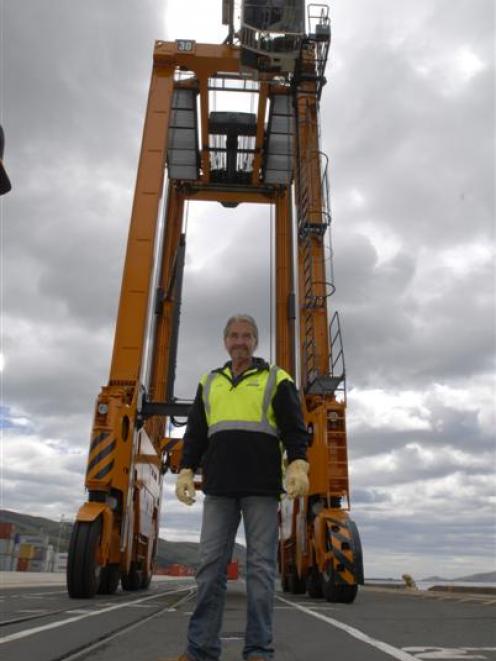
[239, 0, 306, 74]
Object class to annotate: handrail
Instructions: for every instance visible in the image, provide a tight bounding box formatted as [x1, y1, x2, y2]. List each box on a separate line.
[329, 311, 346, 401]
[306, 4, 331, 98]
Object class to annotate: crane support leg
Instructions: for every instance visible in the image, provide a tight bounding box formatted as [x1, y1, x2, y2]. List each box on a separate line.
[68, 61, 175, 599]
[275, 188, 296, 376]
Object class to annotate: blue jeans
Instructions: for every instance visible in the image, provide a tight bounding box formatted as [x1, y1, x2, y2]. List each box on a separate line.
[186, 495, 279, 661]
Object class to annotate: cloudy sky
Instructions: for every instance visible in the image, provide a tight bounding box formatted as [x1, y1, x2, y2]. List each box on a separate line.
[1, 0, 494, 580]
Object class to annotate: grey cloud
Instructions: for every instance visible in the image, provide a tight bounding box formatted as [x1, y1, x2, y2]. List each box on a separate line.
[348, 413, 494, 461]
[350, 488, 393, 505]
[332, 232, 495, 388]
[3, 321, 111, 422]
[354, 512, 496, 572]
[4, 0, 159, 158]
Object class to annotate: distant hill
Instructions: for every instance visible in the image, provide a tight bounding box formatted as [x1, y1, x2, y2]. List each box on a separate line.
[422, 570, 496, 583]
[155, 538, 246, 570]
[0, 509, 72, 552]
[0, 509, 245, 570]
[455, 570, 496, 583]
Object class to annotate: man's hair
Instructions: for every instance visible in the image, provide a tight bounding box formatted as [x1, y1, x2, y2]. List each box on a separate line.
[223, 314, 259, 348]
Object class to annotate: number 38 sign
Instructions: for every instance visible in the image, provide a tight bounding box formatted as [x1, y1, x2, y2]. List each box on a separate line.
[175, 40, 196, 53]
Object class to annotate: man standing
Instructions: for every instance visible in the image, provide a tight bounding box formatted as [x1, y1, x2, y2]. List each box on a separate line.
[164, 314, 309, 661]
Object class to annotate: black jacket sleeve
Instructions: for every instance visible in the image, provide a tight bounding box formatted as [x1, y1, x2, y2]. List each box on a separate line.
[180, 383, 209, 470]
[272, 379, 309, 462]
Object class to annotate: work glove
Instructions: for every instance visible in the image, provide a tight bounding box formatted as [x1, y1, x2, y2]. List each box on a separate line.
[285, 459, 310, 498]
[175, 468, 196, 505]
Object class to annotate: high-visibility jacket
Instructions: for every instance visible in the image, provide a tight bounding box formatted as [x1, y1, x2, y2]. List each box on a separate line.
[200, 363, 290, 438]
[181, 358, 309, 496]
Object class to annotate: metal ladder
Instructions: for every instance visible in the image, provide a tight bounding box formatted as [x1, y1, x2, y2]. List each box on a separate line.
[296, 97, 333, 388]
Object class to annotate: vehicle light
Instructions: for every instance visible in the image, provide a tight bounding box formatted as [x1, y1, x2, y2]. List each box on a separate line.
[106, 496, 118, 510]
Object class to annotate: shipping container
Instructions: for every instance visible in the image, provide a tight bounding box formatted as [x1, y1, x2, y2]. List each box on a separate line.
[164, 563, 195, 577]
[227, 561, 239, 580]
[0, 539, 15, 555]
[54, 552, 68, 572]
[28, 558, 49, 572]
[17, 543, 35, 560]
[0, 522, 15, 539]
[0, 554, 14, 571]
[32, 546, 49, 561]
[18, 534, 50, 547]
[16, 557, 29, 571]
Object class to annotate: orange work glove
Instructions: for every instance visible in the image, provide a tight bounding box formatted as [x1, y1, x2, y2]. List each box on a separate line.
[175, 468, 196, 505]
[285, 459, 310, 498]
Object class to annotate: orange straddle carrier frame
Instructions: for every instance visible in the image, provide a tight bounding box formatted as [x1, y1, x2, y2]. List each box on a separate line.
[67, 1, 364, 603]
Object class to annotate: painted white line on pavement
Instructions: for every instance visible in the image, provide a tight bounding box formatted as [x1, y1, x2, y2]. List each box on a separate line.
[22, 595, 43, 599]
[464, 648, 496, 652]
[404, 646, 496, 658]
[276, 595, 418, 661]
[24, 590, 67, 596]
[44, 589, 197, 661]
[462, 648, 496, 652]
[0, 587, 193, 644]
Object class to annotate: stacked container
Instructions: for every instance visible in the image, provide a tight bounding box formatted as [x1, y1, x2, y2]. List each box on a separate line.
[54, 552, 68, 573]
[0, 522, 16, 570]
[16, 541, 35, 571]
[15, 534, 50, 572]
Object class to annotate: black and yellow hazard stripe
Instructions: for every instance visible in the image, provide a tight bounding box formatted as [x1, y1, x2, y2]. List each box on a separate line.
[162, 438, 181, 452]
[86, 431, 116, 481]
[328, 517, 358, 585]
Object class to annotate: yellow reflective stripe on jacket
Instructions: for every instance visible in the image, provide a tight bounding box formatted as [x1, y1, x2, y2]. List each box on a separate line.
[200, 364, 291, 438]
[208, 419, 277, 436]
[201, 371, 217, 420]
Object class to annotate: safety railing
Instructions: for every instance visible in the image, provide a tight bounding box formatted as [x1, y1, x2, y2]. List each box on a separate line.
[328, 310, 346, 401]
[306, 4, 331, 98]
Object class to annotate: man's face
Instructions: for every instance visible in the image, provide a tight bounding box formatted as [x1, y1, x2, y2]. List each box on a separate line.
[224, 321, 257, 363]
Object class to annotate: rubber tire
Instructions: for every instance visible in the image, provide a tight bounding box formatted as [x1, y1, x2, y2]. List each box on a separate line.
[322, 567, 359, 604]
[307, 566, 324, 599]
[97, 564, 120, 595]
[337, 584, 358, 603]
[349, 518, 364, 584]
[121, 566, 142, 591]
[289, 568, 306, 595]
[141, 571, 152, 589]
[67, 518, 102, 599]
[322, 571, 340, 602]
[281, 573, 290, 592]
